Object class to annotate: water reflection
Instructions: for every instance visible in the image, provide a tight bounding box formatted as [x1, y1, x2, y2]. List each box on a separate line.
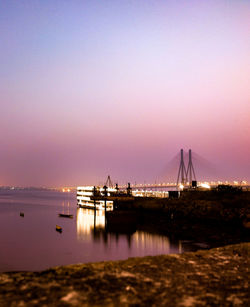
[133, 231, 170, 253]
[77, 208, 105, 240]
[76, 208, 174, 253]
[61, 201, 71, 215]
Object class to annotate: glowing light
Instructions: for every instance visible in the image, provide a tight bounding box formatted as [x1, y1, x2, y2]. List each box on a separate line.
[200, 183, 210, 189]
[77, 208, 105, 239]
[77, 186, 114, 210]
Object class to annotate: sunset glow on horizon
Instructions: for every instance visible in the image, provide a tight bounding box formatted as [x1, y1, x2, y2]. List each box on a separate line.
[0, 0, 249, 186]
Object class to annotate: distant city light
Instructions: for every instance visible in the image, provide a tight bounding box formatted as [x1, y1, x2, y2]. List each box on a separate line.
[62, 188, 71, 192]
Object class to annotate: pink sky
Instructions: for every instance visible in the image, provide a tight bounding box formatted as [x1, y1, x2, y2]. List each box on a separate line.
[0, 0, 249, 186]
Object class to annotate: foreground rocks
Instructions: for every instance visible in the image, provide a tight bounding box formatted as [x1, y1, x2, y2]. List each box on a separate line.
[0, 243, 249, 306]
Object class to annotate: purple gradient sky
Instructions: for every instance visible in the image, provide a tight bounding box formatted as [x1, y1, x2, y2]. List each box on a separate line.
[0, 0, 249, 186]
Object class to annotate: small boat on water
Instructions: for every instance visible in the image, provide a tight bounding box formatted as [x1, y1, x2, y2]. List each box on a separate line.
[20, 212, 24, 217]
[56, 225, 62, 232]
[58, 213, 73, 218]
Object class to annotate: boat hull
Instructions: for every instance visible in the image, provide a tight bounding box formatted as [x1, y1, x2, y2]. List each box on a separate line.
[58, 214, 73, 218]
[56, 225, 62, 232]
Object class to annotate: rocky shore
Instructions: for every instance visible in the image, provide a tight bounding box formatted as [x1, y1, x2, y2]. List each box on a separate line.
[0, 243, 249, 306]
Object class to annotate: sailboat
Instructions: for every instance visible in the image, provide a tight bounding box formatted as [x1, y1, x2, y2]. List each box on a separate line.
[58, 201, 73, 218]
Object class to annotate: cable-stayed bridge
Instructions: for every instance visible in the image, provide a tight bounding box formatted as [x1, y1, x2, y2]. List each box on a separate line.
[117, 149, 249, 190]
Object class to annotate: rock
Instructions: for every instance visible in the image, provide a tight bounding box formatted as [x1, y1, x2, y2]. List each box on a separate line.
[0, 243, 249, 306]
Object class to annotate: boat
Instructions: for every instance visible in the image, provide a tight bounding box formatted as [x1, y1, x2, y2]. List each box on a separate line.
[58, 213, 73, 218]
[56, 225, 62, 232]
[77, 186, 115, 210]
[20, 212, 24, 217]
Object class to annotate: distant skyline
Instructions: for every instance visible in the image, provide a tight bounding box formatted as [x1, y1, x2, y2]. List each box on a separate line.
[0, 0, 249, 186]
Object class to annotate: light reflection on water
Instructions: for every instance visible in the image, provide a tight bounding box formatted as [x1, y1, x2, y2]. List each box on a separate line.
[133, 231, 171, 253]
[0, 190, 187, 272]
[76, 207, 175, 254]
[77, 208, 105, 239]
[61, 201, 71, 215]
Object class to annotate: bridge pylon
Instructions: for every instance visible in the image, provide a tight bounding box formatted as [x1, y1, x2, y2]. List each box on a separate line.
[186, 149, 196, 184]
[176, 149, 187, 186]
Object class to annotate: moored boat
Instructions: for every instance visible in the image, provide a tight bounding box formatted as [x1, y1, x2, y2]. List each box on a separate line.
[56, 225, 62, 232]
[58, 213, 73, 218]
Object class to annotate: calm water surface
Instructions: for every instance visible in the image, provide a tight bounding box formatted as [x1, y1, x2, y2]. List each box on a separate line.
[0, 189, 196, 272]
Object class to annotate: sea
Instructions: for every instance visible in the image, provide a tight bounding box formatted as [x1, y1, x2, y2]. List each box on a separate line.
[0, 188, 208, 272]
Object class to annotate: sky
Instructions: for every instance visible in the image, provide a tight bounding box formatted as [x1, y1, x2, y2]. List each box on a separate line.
[0, 0, 249, 186]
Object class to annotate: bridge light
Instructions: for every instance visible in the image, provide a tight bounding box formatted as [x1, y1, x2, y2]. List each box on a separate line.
[200, 183, 210, 189]
[179, 184, 184, 190]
